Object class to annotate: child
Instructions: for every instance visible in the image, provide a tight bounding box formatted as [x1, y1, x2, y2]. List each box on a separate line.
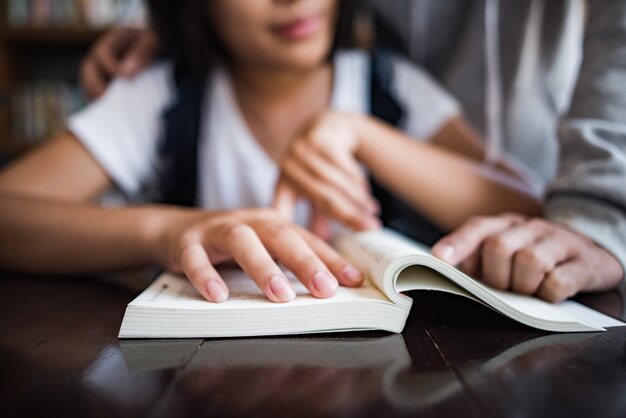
[0, 0, 540, 304]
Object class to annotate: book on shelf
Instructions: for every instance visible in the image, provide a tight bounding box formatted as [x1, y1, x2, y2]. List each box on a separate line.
[118, 228, 625, 338]
[7, 0, 141, 29]
[10, 81, 85, 144]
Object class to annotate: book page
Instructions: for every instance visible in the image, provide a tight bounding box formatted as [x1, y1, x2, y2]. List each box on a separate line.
[335, 229, 430, 294]
[129, 268, 390, 311]
[337, 229, 625, 332]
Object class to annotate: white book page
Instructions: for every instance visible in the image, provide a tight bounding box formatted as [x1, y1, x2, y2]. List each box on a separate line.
[337, 229, 624, 331]
[335, 228, 430, 294]
[129, 268, 390, 311]
[559, 301, 625, 328]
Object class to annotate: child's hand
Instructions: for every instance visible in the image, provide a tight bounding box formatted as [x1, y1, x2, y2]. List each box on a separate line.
[277, 111, 380, 231]
[153, 207, 363, 303]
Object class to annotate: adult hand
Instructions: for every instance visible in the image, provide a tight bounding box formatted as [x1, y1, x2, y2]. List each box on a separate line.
[80, 27, 158, 99]
[275, 111, 380, 232]
[155, 207, 363, 303]
[432, 213, 624, 302]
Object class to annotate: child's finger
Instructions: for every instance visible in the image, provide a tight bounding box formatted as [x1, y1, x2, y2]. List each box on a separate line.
[314, 142, 369, 190]
[292, 142, 376, 213]
[178, 241, 229, 303]
[218, 223, 296, 303]
[282, 157, 378, 230]
[296, 225, 364, 287]
[259, 223, 339, 299]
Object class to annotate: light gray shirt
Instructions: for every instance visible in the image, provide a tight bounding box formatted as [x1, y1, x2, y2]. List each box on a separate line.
[369, 0, 626, 281]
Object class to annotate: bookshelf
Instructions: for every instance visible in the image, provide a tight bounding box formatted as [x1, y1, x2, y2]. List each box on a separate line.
[0, 0, 134, 160]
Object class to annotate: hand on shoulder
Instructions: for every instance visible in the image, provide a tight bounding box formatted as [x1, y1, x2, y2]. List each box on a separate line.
[80, 27, 159, 99]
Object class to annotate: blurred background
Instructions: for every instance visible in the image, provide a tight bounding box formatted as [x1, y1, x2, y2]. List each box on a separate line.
[0, 0, 140, 164]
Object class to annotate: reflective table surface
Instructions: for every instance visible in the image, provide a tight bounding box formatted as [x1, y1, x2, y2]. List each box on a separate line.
[1, 273, 625, 418]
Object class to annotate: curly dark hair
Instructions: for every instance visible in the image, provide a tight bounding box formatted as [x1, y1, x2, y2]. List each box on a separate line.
[147, 0, 358, 76]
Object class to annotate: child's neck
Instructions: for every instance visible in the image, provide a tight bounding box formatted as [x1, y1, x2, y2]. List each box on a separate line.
[229, 62, 333, 162]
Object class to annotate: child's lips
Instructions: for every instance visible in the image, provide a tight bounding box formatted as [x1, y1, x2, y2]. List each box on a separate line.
[272, 15, 323, 40]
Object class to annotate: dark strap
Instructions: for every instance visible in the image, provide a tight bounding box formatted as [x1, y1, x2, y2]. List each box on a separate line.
[159, 66, 206, 206]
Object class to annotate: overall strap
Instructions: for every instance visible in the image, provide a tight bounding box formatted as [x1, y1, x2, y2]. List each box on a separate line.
[369, 50, 445, 245]
[160, 53, 444, 244]
[159, 66, 206, 207]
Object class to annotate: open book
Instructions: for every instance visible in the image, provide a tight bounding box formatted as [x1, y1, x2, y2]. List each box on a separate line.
[118, 229, 624, 338]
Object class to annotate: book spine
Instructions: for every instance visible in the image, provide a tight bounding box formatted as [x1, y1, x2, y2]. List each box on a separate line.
[6, 0, 135, 28]
[10, 81, 86, 144]
[7, 0, 31, 27]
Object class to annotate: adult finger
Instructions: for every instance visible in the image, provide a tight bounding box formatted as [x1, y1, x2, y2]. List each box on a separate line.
[432, 213, 525, 266]
[510, 234, 573, 295]
[119, 31, 159, 76]
[282, 157, 379, 230]
[535, 259, 588, 303]
[178, 241, 228, 303]
[292, 141, 376, 213]
[481, 219, 548, 290]
[93, 42, 120, 78]
[459, 248, 481, 277]
[259, 222, 339, 298]
[295, 224, 364, 287]
[80, 59, 107, 99]
[219, 223, 296, 303]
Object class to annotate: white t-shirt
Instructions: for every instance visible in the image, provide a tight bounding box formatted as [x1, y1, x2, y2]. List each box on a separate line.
[68, 50, 459, 223]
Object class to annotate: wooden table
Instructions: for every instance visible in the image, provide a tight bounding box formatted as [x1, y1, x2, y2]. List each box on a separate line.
[1, 272, 625, 418]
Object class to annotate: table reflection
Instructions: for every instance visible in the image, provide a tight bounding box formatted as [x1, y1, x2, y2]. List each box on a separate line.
[2, 273, 624, 418]
[114, 328, 609, 417]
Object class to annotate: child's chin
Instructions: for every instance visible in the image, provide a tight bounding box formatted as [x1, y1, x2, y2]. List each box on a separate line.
[280, 46, 332, 70]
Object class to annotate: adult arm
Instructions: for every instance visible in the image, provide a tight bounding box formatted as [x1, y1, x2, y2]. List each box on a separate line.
[544, 0, 626, 284]
[430, 1, 626, 302]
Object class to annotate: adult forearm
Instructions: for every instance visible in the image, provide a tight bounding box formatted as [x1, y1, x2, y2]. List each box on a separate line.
[355, 116, 542, 230]
[0, 194, 173, 273]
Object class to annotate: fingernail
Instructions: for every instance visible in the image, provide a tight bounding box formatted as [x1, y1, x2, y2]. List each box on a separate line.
[269, 275, 296, 302]
[342, 265, 363, 285]
[312, 271, 338, 296]
[206, 280, 228, 303]
[435, 243, 455, 263]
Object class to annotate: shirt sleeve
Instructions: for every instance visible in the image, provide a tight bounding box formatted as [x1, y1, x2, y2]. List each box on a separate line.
[67, 63, 173, 196]
[546, 1, 626, 283]
[391, 55, 461, 141]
